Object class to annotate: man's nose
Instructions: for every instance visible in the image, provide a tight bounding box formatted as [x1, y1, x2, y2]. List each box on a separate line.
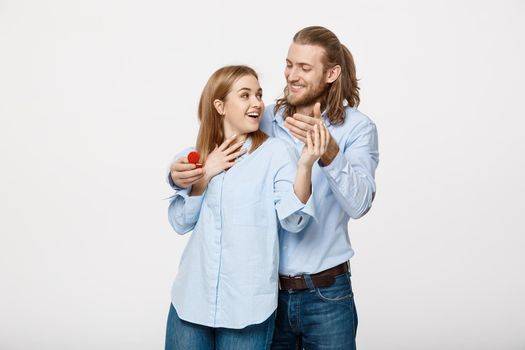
[287, 67, 299, 82]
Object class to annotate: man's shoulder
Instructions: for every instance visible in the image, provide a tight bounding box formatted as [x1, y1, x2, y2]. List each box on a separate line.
[328, 107, 377, 144]
[261, 104, 280, 136]
[341, 107, 376, 129]
[262, 104, 278, 120]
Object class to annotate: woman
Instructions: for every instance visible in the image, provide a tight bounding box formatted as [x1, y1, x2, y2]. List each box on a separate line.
[165, 65, 329, 349]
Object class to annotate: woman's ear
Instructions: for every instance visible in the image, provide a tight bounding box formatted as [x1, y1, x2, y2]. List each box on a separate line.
[213, 99, 225, 116]
[326, 65, 342, 84]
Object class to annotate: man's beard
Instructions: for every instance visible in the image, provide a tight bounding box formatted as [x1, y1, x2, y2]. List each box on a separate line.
[286, 81, 328, 108]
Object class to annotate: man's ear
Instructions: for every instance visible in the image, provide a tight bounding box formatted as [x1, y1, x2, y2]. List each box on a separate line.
[213, 99, 225, 115]
[326, 65, 341, 84]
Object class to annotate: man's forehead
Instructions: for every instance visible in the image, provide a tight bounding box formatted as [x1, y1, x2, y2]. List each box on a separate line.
[286, 43, 325, 66]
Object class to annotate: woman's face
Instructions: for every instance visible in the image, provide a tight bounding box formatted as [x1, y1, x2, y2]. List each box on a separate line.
[218, 74, 264, 138]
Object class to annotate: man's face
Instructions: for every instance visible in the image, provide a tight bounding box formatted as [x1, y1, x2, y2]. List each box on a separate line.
[284, 43, 328, 108]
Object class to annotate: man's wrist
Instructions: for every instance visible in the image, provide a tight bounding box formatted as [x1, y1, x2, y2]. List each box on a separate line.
[319, 137, 339, 166]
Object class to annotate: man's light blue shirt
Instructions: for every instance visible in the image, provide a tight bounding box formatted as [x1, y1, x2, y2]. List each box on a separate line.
[167, 138, 313, 329]
[259, 105, 379, 276]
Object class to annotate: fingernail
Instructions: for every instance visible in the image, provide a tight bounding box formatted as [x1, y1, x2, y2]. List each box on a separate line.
[231, 134, 237, 139]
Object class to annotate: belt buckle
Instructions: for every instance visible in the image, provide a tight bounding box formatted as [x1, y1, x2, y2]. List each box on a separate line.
[279, 274, 303, 292]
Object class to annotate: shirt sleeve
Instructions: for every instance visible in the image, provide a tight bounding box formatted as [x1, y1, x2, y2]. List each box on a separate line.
[167, 187, 205, 234]
[319, 120, 379, 219]
[273, 144, 313, 233]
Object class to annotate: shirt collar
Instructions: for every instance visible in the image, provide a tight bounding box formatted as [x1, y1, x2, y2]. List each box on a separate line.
[237, 137, 253, 161]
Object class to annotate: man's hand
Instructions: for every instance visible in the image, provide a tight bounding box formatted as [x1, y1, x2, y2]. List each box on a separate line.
[284, 102, 322, 143]
[170, 157, 205, 189]
[169, 135, 246, 189]
[284, 102, 340, 166]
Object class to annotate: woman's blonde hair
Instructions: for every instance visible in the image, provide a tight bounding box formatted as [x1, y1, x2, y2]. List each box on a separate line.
[196, 65, 268, 162]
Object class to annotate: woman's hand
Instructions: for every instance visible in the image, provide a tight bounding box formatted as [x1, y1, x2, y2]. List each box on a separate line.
[204, 135, 246, 180]
[298, 121, 330, 170]
[190, 135, 246, 196]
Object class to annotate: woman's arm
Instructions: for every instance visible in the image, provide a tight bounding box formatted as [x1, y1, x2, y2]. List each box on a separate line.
[294, 121, 330, 203]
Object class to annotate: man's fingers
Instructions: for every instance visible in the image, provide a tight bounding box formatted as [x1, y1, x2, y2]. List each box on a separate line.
[285, 119, 308, 139]
[313, 102, 322, 119]
[290, 131, 307, 143]
[179, 174, 205, 187]
[172, 162, 198, 172]
[292, 113, 317, 127]
[172, 167, 204, 180]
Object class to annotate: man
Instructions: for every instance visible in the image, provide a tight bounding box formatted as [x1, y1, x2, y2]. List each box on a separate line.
[168, 26, 379, 349]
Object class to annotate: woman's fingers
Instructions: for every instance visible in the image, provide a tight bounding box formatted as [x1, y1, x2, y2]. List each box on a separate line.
[306, 127, 313, 154]
[225, 148, 246, 161]
[224, 140, 244, 155]
[218, 134, 238, 151]
[314, 124, 320, 155]
[322, 122, 330, 154]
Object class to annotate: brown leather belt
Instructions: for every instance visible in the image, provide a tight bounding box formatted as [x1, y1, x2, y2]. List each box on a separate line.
[279, 262, 349, 291]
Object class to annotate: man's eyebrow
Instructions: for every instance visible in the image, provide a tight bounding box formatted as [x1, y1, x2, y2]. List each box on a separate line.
[286, 59, 313, 67]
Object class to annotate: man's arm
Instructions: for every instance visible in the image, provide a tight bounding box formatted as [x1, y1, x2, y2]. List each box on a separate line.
[284, 105, 379, 219]
[318, 121, 379, 219]
[166, 136, 247, 190]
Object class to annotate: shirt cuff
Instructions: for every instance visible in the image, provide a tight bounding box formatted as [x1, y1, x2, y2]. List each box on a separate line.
[319, 150, 348, 180]
[276, 191, 306, 221]
[302, 190, 318, 224]
[175, 188, 205, 221]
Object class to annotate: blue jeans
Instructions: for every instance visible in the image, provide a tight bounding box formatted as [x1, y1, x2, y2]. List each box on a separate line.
[165, 303, 276, 350]
[271, 272, 358, 350]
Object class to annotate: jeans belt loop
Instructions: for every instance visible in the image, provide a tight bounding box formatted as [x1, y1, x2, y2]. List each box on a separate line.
[303, 274, 315, 291]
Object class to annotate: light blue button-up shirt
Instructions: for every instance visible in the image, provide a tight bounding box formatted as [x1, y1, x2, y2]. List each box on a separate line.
[167, 137, 312, 329]
[259, 105, 379, 276]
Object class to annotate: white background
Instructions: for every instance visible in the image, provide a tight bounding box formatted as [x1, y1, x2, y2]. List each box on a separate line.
[1, 0, 524, 349]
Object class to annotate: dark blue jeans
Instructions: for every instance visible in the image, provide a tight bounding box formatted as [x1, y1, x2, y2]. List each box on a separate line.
[165, 303, 276, 350]
[271, 272, 358, 350]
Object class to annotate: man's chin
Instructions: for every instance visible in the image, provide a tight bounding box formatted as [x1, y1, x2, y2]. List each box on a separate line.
[286, 94, 305, 107]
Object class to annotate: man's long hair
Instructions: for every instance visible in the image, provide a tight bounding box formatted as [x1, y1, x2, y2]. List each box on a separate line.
[275, 26, 360, 125]
[196, 65, 267, 162]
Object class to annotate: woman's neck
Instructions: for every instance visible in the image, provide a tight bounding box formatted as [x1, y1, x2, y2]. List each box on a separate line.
[223, 132, 248, 143]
